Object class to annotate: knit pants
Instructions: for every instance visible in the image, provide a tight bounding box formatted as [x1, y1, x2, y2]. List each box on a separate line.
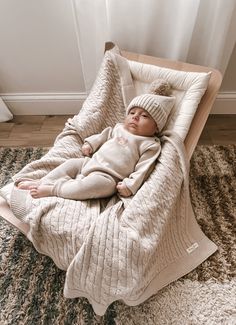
[41, 158, 117, 200]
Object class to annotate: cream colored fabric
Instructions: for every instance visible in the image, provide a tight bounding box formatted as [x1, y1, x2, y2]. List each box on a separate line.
[31, 123, 161, 198]
[127, 94, 175, 132]
[4, 50, 217, 316]
[41, 158, 118, 200]
[128, 60, 211, 140]
[84, 124, 161, 194]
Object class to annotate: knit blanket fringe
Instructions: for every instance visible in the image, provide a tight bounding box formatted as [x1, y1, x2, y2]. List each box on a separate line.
[8, 51, 217, 315]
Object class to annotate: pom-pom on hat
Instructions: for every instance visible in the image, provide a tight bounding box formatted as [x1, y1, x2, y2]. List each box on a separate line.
[148, 79, 172, 96]
[127, 93, 175, 132]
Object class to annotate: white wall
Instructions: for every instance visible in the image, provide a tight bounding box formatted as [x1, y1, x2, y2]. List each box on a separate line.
[0, 0, 86, 114]
[0, 0, 235, 115]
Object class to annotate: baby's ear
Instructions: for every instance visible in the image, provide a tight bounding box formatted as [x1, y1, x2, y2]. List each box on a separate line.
[148, 79, 172, 96]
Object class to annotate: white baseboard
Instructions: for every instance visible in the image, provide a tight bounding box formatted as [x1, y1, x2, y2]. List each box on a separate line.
[211, 92, 236, 114]
[1, 91, 236, 115]
[1, 92, 87, 115]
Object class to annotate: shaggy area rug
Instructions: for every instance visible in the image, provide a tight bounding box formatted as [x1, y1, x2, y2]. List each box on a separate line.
[0, 146, 235, 325]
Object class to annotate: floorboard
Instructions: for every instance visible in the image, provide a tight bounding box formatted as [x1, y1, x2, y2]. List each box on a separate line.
[0, 114, 235, 147]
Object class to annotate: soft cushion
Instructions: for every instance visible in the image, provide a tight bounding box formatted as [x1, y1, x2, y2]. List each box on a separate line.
[128, 60, 211, 140]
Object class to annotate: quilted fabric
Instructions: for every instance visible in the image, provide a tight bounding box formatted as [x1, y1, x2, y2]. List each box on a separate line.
[129, 60, 211, 139]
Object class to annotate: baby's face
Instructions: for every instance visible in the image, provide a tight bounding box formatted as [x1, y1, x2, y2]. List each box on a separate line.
[124, 107, 157, 136]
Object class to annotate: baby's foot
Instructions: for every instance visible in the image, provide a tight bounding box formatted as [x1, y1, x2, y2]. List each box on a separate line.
[17, 180, 40, 190]
[30, 184, 54, 199]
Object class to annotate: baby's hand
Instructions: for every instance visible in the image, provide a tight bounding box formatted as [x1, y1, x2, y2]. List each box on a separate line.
[116, 182, 132, 197]
[82, 143, 93, 156]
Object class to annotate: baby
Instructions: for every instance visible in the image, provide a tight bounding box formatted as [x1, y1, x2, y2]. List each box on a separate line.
[17, 81, 175, 200]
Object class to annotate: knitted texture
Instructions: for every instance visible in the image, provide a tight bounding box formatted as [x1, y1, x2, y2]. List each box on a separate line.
[8, 51, 217, 315]
[127, 94, 175, 131]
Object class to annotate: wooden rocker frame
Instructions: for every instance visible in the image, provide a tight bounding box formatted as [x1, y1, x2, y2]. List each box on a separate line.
[0, 48, 222, 237]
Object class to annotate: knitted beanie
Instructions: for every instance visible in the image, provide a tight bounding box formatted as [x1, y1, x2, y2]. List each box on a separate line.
[127, 93, 175, 132]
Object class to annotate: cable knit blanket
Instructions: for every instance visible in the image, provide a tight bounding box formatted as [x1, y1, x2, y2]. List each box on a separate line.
[8, 50, 217, 315]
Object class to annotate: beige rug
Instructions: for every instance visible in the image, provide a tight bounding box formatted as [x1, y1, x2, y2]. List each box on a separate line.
[0, 145, 235, 324]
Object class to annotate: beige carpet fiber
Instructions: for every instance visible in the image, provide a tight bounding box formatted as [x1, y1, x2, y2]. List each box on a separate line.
[0, 145, 235, 324]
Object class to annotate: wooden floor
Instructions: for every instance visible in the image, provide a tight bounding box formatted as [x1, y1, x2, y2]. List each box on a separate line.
[0, 114, 236, 147]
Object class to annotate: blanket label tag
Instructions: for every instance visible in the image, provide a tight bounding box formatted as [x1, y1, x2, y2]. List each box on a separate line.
[186, 242, 199, 254]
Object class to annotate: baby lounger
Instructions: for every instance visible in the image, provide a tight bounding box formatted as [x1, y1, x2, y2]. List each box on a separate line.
[0, 43, 222, 315]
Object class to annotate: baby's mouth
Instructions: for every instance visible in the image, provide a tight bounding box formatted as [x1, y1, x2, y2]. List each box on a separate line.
[129, 122, 137, 127]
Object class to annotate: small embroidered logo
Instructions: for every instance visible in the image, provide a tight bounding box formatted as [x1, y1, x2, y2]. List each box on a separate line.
[186, 242, 199, 254]
[116, 137, 128, 146]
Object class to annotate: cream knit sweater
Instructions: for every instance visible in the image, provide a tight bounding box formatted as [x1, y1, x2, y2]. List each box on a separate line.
[83, 123, 161, 194]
